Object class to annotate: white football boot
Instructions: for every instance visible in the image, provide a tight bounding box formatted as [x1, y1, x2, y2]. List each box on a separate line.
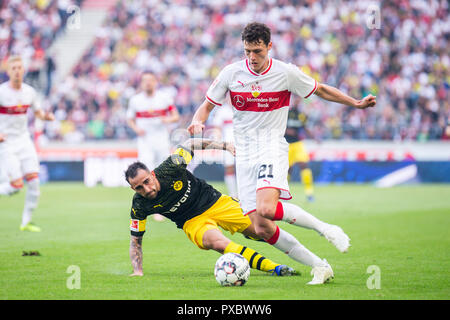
[307, 260, 334, 285]
[322, 225, 351, 253]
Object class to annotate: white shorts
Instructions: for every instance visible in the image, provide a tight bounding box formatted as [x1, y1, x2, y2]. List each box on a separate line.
[137, 135, 171, 170]
[235, 146, 292, 214]
[0, 137, 39, 181]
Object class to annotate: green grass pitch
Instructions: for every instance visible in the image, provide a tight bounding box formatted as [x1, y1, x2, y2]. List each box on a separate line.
[0, 182, 449, 300]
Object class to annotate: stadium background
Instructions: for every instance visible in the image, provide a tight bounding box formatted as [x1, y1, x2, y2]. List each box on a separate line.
[0, 0, 449, 185]
[1, 0, 450, 303]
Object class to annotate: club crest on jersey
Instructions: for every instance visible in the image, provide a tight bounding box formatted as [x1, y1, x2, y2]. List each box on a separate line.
[173, 180, 183, 191]
[251, 83, 262, 98]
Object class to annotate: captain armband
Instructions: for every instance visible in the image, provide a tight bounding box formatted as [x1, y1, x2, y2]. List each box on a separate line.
[130, 218, 147, 236]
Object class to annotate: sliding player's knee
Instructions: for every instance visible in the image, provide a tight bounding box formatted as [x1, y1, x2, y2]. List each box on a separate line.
[256, 203, 277, 220]
[252, 222, 275, 240]
[203, 237, 228, 253]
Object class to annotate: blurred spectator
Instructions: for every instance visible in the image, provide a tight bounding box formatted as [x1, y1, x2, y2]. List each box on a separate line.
[0, 0, 84, 94]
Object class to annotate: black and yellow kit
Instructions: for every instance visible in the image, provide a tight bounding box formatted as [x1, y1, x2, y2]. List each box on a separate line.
[129, 146, 283, 272]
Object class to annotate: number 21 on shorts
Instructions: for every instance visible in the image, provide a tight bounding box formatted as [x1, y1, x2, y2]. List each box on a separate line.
[258, 164, 274, 180]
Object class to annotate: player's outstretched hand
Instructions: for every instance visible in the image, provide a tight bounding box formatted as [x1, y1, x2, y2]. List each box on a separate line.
[129, 271, 143, 277]
[187, 122, 205, 136]
[0, 133, 5, 143]
[355, 94, 376, 109]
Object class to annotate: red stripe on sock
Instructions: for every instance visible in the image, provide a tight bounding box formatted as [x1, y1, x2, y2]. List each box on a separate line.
[265, 226, 280, 245]
[11, 182, 23, 189]
[273, 202, 284, 221]
[24, 174, 39, 182]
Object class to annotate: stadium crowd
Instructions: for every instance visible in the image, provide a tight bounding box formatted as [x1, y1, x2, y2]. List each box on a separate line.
[2, 0, 449, 142]
[0, 0, 84, 96]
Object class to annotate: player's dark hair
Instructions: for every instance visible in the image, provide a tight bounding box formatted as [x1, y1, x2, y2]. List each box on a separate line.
[142, 70, 154, 76]
[125, 162, 149, 183]
[241, 22, 271, 46]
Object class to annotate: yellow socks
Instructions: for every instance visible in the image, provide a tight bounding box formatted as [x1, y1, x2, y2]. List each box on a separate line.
[224, 241, 279, 273]
[301, 168, 314, 196]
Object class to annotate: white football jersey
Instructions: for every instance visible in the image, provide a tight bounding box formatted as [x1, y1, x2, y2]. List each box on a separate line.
[0, 81, 41, 143]
[206, 58, 317, 161]
[126, 90, 176, 140]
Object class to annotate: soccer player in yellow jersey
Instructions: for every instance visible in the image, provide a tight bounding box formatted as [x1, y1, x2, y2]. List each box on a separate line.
[126, 138, 295, 277]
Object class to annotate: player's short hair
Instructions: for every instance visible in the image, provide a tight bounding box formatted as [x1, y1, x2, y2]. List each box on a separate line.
[241, 22, 271, 46]
[7, 55, 23, 65]
[141, 70, 155, 78]
[125, 162, 149, 183]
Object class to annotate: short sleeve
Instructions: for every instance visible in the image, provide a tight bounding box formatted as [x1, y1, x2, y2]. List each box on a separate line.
[130, 201, 147, 237]
[286, 64, 318, 99]
[205, 66, 231, 106]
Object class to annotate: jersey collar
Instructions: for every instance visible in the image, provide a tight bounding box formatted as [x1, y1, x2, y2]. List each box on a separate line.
[245, 58, 272, 76]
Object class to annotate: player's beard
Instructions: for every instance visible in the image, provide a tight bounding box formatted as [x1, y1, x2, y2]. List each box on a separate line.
[145, 189, 157, 199]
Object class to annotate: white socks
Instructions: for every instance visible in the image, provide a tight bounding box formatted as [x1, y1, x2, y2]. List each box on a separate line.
[21, 178, 40, 226]
[274, 201, 329, 235]
[266, 226, 326, 268]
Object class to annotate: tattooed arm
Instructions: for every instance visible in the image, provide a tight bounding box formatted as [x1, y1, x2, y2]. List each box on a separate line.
[129, 235, 143, 276]
[181, 138, 235, 156]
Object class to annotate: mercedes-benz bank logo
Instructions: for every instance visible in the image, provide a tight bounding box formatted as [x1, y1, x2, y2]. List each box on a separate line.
[233, 95, 245, 108]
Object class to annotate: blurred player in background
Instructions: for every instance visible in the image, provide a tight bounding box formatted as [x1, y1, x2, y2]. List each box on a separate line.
[285, 103, 315, 202]
[127, 71, 180, 221]
[0, 55, 54, 232]
[211, 102, 238, 198]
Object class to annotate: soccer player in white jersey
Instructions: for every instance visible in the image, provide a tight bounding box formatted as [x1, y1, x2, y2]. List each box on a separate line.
[127, 71, 180, 221]
[211, 102, 237, 198]
[188, 22, 376, 285]
[0, 55, 55, 232]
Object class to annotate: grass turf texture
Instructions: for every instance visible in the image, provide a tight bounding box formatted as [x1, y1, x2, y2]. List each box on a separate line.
[0, 182, 449, 300]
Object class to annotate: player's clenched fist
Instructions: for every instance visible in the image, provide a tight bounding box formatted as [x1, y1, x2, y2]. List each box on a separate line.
[187, 122, 205, 136]
[355, 94, 376, 109]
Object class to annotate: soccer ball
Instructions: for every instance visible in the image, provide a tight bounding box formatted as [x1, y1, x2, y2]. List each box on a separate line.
[214, 252, 250, 286]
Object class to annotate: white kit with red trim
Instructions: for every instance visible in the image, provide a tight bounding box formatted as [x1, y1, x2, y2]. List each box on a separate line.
[126, 90, 176, 169]
[206, 58, 317, 161]
[0, 81, 42, 179]
[126, 90, 175, 138]
[206, 58, 317, 213]
[0, 82, 41, 146]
